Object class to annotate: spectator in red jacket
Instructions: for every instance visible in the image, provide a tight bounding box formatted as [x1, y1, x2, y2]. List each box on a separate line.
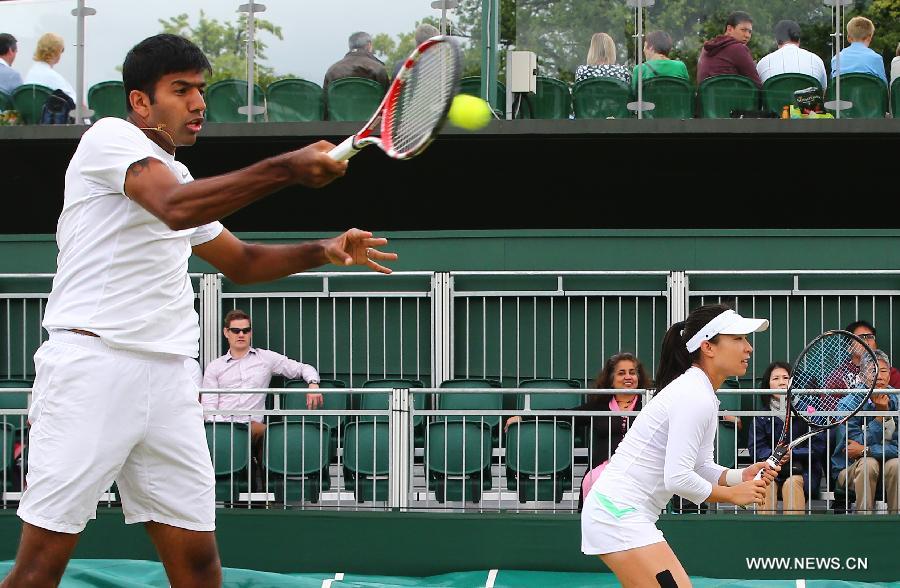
[697, 11, 762, 88]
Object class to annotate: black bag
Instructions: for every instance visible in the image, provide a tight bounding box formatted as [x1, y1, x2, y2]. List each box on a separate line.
[40, 89, 75, 124]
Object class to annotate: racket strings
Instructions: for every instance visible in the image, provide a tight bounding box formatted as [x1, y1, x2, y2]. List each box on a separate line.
[790, 333, 875, 428]
[388, 41, 458, 155]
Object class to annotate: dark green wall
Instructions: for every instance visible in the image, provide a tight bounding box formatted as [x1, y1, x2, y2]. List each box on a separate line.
[0, 510, 897, 581]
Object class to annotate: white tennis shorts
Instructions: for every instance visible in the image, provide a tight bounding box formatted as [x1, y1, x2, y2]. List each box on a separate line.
[581, 489, 665, 555]
[18, 331, 215, 534]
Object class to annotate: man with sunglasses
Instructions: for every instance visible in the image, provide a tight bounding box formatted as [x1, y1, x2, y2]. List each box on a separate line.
[846, 320, 900, 388]
[202, 309, 323, 449]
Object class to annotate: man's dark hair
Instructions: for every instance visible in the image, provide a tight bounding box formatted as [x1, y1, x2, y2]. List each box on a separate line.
[122, 34, 211, 113]
[774, 20, 801, 45]
[646, 31, 674, 56]
[845, 319, 876, 336]
[726, 11, 753, 30]
[0, 33, 17, 56]
[224, 309, 251, 328]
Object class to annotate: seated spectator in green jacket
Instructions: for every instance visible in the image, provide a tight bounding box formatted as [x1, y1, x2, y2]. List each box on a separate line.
[632, 31, 689, 91]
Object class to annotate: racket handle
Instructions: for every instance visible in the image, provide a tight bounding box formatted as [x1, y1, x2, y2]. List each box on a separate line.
[328, 136, 360, 161]
[737, 451, 784, 510]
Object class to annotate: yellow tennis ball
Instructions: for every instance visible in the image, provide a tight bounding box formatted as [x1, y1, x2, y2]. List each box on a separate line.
[447, 94, 492, 130]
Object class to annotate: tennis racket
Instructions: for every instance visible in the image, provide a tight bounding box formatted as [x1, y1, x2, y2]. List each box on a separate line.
[328, 36, 461, 161]
[738, 330, 877, 507]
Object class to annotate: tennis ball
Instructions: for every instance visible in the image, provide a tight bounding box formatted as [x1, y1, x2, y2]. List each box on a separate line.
[447, 94, 492, 130]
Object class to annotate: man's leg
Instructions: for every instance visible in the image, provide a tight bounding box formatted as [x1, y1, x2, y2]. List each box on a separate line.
[884, 458, 899, 513]
[849, 457, 880, 513]
[0, 524, 79, 588]
[145, 522, 221, 588]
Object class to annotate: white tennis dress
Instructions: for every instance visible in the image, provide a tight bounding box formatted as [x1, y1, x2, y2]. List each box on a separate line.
[581, 366, 726, 554]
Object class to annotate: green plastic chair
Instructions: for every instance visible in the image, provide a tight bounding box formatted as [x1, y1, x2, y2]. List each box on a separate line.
[426, 420, 493, 503]
[205, 79, 266, 123]
[826, 73, 888, 119]
[0, 91, 12, 112]
[88, 80, 127, 121]
[506, 420, 573, 503]
[697, 75, 760, 118]
[204, 422, 251, 502]
[325, 77, 384, 121]
[762, 73, 821, 114]
[572, 77, 632, 119]
[892, 77, 900, 118]
[639, 76, 694, 119]
[264, 421, 330, 503]
[11, 84, 53, 124]
[459, 76, 506, 115]
[524, 77, 571, 119]
[359, 379, 425, 427]
[716, 378, 742, 469]
[437, 378, 502, 429]
[266, 78, 324, 122]
[517, 378, 583, 411]
[284, 379, 346, 461]
[343, 421, 390, 502]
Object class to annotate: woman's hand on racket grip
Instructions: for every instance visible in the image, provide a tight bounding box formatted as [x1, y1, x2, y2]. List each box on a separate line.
[282, 141, 348, 188]
[323, 228, 398, 274]
[728, 479, 767, 506]
[745, 461, 781, 484]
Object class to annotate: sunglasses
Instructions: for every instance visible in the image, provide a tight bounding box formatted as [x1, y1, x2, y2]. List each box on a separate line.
[857, 333, 876, 340]
[227, 327, 252, 335]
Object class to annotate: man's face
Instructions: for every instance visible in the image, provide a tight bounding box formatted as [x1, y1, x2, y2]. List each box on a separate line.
[224, 319, 252, 353]
[853, 325, 878, 354]
[140, 70, 207, 147]
[726, 21, 753, 44]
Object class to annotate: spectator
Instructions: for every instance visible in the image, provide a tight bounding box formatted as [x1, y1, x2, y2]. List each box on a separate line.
[575, 32, 631, 84]
[831, 350, 899, 513]
[0, 33, 23, 96]
[830, 16, 887, 84]
[631, 30, 689, 92]
[201, 309, 322, 449]
[844, 320, 900, 388]
[756, 20, 827, 90]
[697, 11, 762, 88]
[752, 361, 826, 514]
[23, 32, 76, 102]
[323, 31, 389, 91]
[891, 42, 900, 84]
[505, 352, 650, 510]
[392, 23, 439, 79]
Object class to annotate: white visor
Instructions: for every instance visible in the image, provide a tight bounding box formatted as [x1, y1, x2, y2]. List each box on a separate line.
[685, 309, 769, 353]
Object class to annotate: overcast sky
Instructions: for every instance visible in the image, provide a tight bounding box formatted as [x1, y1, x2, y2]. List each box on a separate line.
[1, 0, 450, 88]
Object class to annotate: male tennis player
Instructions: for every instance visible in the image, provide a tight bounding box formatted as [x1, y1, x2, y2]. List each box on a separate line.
[1, 34, 394, 588]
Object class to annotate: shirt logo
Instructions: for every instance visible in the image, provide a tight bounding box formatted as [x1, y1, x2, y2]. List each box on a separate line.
[593, 492, 637, 519]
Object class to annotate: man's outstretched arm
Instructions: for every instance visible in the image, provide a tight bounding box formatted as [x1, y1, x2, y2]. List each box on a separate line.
[192, 228, 397, 285]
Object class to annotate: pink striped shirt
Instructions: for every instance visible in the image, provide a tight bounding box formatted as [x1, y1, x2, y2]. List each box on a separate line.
[201, 348, 320, 423]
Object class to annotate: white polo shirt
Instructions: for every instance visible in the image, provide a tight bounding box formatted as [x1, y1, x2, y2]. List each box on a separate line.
[23, 61, 76, 102]
[591, 366, 726, 518]
[757, 43, 828, 90]
[42, 117, 223, 357]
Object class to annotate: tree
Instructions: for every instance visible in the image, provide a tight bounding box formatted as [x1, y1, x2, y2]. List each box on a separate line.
[372, 17, 443, 75]
[158, 11, 292, 88]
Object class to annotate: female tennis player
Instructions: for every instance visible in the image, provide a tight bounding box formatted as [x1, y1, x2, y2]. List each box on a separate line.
[581, 303, 780, 587]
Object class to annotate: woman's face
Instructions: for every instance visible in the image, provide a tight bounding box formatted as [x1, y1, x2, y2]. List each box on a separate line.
[768, 367, 790, 390]
[705, 334, 753, 378]
[612, 359, 639, 389]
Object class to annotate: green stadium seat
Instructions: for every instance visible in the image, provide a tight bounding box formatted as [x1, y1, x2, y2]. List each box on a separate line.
[716, 379, 742, 469]
[426, 420, 492, 503]
[359, 379, 425, 427]
[284, 379, 347, 462]
[697, 75, 759, 118]
[0, 91, 12, 112]
[11, 84, 53, 125]
[522, 77, 571, 119]
[264, 421, 330, 503]
[761, 73, 821, 115]
[572, 77, 632, 119]
[517, 378, 583, 411]
[266, 78, 324, 122]
[639, 76, 694, 119]
[438, 378, 503, 444]
[204, 422, 251, 502]
[88, 80, 127, 121]
[892, 77, 900, 118]
[0, 379, 30, 434]
[826, 73, 888, 119]
[205, 79, 266, 123]
[343, 421, 389, 502]
[325, 77, 384, 121]
[459, 76, 506, 115]
[506, 420, 573, 503]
